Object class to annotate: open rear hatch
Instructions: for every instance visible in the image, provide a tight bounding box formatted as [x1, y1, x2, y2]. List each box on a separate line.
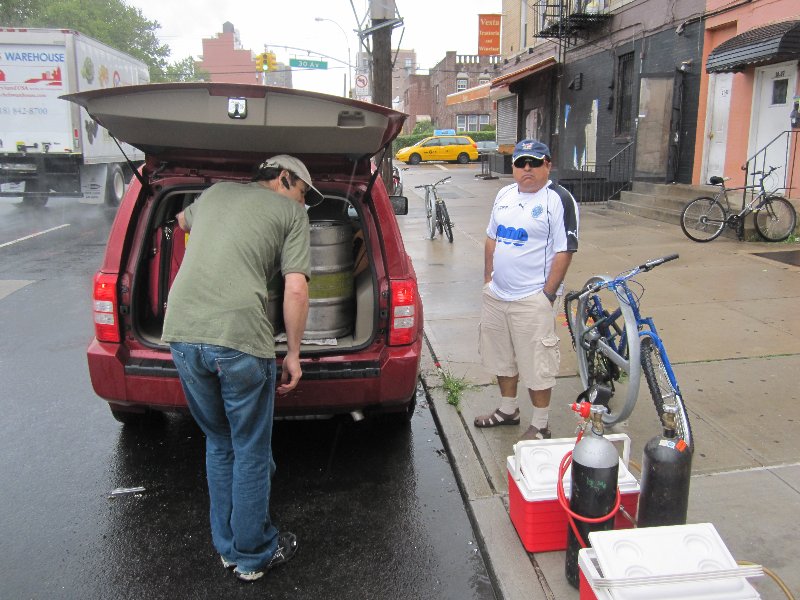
[61, 82, 406, 173]
[63, 83, 407, 353]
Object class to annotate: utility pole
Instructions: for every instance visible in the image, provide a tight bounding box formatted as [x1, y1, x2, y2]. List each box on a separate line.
[368, 0, 398, 188]
[370, 3, 392, 109]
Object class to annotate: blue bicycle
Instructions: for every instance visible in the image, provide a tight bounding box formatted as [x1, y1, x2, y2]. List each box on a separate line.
[564, 254, 692, 447]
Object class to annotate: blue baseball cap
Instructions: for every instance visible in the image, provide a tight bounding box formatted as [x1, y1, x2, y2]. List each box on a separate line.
[512, 139, 550, 161]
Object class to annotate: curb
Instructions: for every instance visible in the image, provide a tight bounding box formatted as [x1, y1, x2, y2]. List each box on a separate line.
[420, 336, 550, 600]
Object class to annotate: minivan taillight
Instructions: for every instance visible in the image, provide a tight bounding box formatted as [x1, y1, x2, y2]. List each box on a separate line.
[388, 279, 418, 345]
[93, 272, 121, 343]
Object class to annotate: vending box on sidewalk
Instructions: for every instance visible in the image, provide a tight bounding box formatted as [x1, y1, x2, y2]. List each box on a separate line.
[507, 435, 640, 553]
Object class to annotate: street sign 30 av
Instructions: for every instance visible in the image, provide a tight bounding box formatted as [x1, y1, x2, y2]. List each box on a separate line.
[289, 58, 328, 70]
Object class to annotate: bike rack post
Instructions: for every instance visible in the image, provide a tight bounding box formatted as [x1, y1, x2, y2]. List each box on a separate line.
[475, 153, 499, 180]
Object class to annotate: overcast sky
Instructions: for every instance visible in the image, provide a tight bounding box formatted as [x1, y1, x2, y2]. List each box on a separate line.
[128, 0, 501, 96]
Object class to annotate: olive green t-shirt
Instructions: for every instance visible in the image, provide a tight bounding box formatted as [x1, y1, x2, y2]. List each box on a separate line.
[162, 181, 310, 358]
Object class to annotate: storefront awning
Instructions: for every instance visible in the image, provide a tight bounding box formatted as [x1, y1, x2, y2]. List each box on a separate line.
[706, 20, 800, 73]
[490, 56, 557, 88]
[446, 83, 490, 106]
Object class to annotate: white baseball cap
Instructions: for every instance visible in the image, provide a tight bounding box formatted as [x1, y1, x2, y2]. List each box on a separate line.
[259, 154, 323, 204]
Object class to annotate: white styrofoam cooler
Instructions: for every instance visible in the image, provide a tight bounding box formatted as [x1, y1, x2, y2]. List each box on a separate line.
[578, 523, 762, 600]
[509, 434, 639, 498]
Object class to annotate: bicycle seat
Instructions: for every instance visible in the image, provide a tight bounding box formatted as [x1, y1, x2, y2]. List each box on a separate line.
[708, 176, 724, 185]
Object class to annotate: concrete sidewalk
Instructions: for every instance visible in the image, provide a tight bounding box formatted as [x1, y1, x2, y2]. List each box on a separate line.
[397, 164, 800, 600]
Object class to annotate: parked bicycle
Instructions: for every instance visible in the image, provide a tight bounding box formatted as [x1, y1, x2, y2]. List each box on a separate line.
[414, 176, 454, 242]
[680, 166, 797, 243]
[564, 254, 692, 447]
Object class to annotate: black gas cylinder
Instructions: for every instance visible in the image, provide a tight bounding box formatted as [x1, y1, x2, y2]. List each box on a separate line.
[637, 406, 693, 527]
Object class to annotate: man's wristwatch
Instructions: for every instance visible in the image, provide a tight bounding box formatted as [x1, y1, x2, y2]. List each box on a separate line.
[543, 289, 557, 303]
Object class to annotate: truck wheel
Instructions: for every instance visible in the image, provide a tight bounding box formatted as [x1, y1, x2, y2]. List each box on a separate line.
[21, 179, 48, 208]
[21, 195, 48, 208]
[409, 154, 421, 165]
[105, 164, 125, 207]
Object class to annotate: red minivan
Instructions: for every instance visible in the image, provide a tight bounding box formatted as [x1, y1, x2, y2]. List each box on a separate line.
[65, 83, 423, 426]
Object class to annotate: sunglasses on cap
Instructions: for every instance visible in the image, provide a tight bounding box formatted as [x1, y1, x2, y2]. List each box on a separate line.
[513, 156, 546, 169]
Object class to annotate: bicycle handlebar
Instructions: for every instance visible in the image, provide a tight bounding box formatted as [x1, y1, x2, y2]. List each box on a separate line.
[414, 176, 451, 190]
[641, 253, 678, 271]
[567, 254, 680, 298]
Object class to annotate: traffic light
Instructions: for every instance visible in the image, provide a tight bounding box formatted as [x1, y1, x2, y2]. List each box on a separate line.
[255, 53, 264, 72]
[266, 51, 277, 72]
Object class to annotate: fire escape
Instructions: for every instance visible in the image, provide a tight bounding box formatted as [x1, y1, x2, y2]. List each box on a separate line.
[533, 0, 612, 49]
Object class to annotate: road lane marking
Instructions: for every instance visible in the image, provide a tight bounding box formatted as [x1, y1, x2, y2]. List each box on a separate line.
[0, 280, 34, 300]
[0, 224, 71, 249]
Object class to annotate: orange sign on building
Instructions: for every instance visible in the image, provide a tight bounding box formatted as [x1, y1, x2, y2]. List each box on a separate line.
[478, 14, 501, 56]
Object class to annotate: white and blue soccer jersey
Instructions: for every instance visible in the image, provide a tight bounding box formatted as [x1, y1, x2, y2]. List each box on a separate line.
[486, 181, 579, 301]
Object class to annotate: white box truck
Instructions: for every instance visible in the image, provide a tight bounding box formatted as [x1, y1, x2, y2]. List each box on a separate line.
[0, 28, 150, 207]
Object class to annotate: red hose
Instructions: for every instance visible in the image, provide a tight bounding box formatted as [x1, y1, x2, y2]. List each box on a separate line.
[557, 434, 622, 548]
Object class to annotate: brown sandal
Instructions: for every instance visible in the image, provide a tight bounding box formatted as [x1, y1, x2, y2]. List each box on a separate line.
[474, 408, 520, 428]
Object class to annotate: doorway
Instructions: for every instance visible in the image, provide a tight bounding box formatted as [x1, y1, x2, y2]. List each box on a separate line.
[702, 72, 733, 183]
[749, 60, 798, 191]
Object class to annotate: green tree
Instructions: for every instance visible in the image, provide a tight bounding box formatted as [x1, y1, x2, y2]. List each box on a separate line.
[165, 57, 210, 83]
[9, 0, 172, 82]
[412, 120, 434, 135]
[0, 0, 45, 25]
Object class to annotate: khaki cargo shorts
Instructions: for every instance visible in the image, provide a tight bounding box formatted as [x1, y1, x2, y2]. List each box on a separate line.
[478, 285, 560, 391]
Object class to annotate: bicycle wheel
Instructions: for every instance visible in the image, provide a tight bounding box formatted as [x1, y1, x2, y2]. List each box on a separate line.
[426, 195, 436, 239]
[435, 203, 444, 235]
[754, 196, 797, 242]
[680, 196, 726, 242]
[568, 278, 641, 425]
[440, 201, 454, 242]
[640, 336, 692, 448]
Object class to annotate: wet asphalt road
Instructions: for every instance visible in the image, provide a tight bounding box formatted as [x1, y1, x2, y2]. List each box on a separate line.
[0, 196, 495, 599]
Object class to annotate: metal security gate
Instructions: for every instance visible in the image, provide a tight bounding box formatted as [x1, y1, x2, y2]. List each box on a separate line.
[497, 95, 518, 146]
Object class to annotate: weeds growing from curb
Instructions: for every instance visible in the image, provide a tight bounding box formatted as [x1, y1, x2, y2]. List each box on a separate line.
[441, 370, 469, 410]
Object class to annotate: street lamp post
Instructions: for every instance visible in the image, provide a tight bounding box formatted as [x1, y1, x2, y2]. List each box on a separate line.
[315, 17, 351, 98]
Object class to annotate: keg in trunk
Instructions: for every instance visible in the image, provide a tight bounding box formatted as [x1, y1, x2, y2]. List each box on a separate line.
[306, 220, 354, 339]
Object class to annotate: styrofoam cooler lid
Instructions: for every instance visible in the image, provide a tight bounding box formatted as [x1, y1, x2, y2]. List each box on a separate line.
[509, 436, 639, 501]
[587, 524, 760, 600]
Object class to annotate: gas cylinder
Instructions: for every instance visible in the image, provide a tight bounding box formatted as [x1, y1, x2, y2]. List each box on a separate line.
[637, 406, 693, 527]
[565, 405, 619, 588]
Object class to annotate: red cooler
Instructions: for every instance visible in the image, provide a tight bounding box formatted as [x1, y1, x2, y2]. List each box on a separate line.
[507, 434, 640, 553]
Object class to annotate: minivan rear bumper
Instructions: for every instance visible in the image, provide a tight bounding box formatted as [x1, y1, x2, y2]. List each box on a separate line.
[87, 337, 422, 415]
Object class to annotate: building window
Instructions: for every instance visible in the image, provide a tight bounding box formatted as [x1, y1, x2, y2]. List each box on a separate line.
[772, 78, 788, 105]
[615, 52, 634, 136]
[479, 76, 490, 86]
[435, 85, 439, 104]
[457, 114, 490, 132]
[404, 57, 413, 69]
[538, 0, 548, 33]
[457, 78, 468, 92]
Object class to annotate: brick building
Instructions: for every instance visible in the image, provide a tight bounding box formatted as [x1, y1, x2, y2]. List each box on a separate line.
[428, 52, 498, 133]
[198, 22, 292, 88]
[400, 73, 432, 134]
[490, 0, 704, 185]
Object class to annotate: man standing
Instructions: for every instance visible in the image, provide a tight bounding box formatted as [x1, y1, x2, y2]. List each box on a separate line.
[474, 140, 579, 441]
[163, 155, 322, 582]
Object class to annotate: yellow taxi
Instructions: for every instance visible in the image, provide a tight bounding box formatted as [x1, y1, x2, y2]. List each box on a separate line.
[395, 134, 479, 165]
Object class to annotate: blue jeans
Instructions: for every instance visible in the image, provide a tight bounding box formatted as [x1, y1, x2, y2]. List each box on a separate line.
[170, 342, 278, 572]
